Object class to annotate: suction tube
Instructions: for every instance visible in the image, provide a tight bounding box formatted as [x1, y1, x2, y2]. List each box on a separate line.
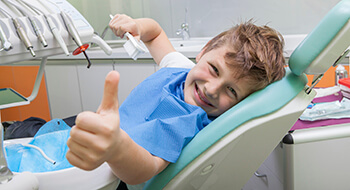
[21, 144, 56, 165]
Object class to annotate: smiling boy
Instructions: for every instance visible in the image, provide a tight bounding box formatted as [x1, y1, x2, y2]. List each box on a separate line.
[185, 45, 254, 117]
[66, 14, 286, 188]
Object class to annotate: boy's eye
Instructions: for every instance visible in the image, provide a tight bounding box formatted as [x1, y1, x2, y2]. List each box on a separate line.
[210, 64, 219, 76]
[227, 86, 237, 97]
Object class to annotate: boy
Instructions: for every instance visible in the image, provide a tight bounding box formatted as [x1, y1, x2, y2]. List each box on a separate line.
[66, 14, 286, 187]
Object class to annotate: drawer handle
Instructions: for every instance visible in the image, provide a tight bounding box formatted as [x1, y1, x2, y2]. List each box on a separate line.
[254, 171, 267, 178]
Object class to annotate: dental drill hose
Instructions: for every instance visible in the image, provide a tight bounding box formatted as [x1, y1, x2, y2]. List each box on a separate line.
[12, 18, 35, 57]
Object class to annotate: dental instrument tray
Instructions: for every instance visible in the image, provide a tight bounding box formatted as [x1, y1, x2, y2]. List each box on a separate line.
[0, 88, 29, 109]
[0, 0, 111, 65]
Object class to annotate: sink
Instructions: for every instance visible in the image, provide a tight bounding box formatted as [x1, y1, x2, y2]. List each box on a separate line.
[104, 38, 209, 51]
[170, 38, 209, 49]
[3, 138, 119, 190]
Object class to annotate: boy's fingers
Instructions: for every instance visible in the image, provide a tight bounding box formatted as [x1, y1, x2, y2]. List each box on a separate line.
[98, 71, 120, 114]
[74, 111, 104, 134]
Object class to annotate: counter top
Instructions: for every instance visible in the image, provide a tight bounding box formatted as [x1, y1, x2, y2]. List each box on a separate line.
[51, 37, 211, 60]
[50, 35, 307, 60]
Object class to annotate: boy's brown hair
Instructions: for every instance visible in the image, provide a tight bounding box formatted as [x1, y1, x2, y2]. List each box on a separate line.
[202, 21, 286, 91]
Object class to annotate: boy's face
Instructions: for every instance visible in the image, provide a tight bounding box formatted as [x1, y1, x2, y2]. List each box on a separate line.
[184, 46, 255, 117]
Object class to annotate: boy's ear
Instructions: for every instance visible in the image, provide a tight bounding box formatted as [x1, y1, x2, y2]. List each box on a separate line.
[196, 48, 206, 63]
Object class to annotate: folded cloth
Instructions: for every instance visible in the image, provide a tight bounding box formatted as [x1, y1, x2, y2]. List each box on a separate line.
[5, 119, 73, 173]
[4, 117, 46, 140]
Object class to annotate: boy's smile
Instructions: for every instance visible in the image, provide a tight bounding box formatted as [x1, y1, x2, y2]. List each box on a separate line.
[184, 46, 255, 117]
[194, 83, 214, 107]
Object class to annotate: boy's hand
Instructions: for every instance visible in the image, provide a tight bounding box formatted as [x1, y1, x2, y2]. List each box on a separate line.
[66, 71, 122, 171]
[109, 14, 175, 65]
[109, 14, 141, 41]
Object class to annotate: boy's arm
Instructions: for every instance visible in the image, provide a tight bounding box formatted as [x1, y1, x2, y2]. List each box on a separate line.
[109, 15, 175, 65]
[66, 71, 169, 185]
[107, 129, 169, 184]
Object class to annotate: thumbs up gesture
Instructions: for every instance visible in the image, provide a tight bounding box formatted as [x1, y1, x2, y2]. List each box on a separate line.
[66, 71, 122, 171]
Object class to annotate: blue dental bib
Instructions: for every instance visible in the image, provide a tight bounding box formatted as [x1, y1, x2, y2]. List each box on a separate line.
[5, 119, 73, 173]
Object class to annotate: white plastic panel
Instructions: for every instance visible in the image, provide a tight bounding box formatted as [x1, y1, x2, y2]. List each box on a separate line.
[45, 64, 82, 119]
[284, 125, 350, 190]
[77, 62, 113, 112]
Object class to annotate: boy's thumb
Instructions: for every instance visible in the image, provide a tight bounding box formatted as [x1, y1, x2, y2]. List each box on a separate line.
[98, 71, 120, 114]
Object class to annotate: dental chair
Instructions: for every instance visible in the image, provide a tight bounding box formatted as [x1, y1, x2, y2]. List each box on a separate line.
[144, 0, 350, 189]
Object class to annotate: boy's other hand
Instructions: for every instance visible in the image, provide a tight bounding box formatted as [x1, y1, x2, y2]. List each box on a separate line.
[66, 71, 122, 171]
[109, 14, 141, 41]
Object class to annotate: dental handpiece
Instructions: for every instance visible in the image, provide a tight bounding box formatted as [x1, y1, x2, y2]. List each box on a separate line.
[4, 0, 48, 48]
[44, 15, 69, 55]
[61, 11, 92, 68]
[12, 18, 36, 57]
[60, 11, 83, 46]
[17, 0, 68, 55]
[0, 24, 12, 51]
[29, 17, 48, 47]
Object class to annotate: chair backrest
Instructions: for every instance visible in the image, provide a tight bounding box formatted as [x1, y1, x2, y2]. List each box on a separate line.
[144, 0, 350, 189]
[289, 0, 350, 76]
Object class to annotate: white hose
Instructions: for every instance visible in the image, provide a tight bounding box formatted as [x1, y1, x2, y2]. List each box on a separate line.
[21, 144, 56, 165]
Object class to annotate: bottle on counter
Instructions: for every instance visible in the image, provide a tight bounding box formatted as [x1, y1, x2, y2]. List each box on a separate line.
[335, 64, 348, 85]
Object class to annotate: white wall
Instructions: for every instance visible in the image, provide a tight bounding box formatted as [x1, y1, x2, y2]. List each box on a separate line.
[68, 0, 341, 39]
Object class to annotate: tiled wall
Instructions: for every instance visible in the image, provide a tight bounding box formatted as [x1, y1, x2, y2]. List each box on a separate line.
[69, 0, 341, 40]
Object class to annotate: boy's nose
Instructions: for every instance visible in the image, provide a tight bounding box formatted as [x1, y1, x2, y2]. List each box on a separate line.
[204, 82, 221, 99]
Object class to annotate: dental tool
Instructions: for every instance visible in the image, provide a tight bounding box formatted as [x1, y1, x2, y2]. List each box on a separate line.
[0, 6, 36, 57]
[0, 24, 12, 51]
[25, 0, 69, 55]
[109, 14, 146, 60]
[12, 18, 36, 56]
[45, 14, 69, 55]
[61, 11, 92, 68]
[4, 0, 48, 48]
[15, 0, 47, 47]
[123, 32, 146, 60]
[20, 0, 69, 55]
[0, 5, 13, 52]
[45, 15, 69, 55]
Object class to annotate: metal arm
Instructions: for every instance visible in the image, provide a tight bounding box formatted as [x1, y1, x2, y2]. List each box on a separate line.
[0, 112, 13, 184]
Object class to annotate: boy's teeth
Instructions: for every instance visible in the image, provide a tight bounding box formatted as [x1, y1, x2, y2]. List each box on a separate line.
[197, 88, 208, 104]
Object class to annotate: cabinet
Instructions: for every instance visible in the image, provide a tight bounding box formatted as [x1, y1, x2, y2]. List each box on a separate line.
[243, 122, 350, 190]
[242, 144, 284, 190]
[45, 59, 156, 119]
[283, 123, 350, 190]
